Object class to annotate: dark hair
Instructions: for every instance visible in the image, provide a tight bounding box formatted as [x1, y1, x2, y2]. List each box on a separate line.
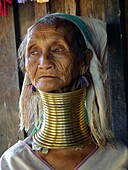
[18, 15, 87, 72]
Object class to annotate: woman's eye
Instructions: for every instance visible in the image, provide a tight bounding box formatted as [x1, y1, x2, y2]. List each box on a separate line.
[54, 48, 62, 52]
[51, 46, 64, 53]
[30, 50, 39, 55]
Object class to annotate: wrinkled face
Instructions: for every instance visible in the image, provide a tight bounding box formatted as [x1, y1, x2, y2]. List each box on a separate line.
[25, 23, 81, 92]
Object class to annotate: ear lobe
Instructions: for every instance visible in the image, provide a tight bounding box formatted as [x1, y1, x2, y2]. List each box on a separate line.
[79, 63, 87, 75]
[86, 49, 92, 66]
[79, 49, 92, 75]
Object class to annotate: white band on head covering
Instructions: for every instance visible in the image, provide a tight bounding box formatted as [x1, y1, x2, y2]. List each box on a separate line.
[80, 17, 113, 146]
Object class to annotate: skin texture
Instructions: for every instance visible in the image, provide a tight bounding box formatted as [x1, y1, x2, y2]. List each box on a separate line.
[25, 23, 82, 92]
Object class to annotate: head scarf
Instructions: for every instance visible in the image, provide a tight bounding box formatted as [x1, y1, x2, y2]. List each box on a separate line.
[19, 13, 113, 148]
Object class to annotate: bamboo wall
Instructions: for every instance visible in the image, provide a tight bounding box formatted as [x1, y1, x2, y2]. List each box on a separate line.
[0, 0, 127, 156]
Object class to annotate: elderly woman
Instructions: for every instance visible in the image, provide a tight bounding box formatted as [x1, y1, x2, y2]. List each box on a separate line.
[0, 13, 127, 170]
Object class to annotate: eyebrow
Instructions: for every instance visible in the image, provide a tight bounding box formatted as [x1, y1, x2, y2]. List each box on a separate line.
[27, 35, 69, 48]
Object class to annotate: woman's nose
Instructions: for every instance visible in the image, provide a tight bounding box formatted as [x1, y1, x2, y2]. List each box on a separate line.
[38, 53, 54, 70]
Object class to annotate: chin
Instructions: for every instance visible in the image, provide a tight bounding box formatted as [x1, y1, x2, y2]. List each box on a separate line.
[35, 84, 63, 92]
[35, 79, 71, 92]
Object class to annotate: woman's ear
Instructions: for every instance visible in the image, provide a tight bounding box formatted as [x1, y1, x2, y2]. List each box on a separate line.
[79, 49, 92, 75]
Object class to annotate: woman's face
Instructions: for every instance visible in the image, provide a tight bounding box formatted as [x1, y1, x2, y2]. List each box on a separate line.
[25, 23, 81, 92]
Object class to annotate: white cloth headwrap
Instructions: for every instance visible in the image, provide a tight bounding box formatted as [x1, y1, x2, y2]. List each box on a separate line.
[79, 17, 113, 147]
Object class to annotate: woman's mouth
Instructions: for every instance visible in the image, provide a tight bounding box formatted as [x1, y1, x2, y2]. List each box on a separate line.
[39, 76, 57, 79]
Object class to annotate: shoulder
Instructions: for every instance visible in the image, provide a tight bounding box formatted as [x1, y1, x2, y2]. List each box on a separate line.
[0, 136, 34, 161]
[1, 136, 33, 159]
[0, 138, 52, 170]
[0, 141, 25, 160]
[95, 141, 128, 169]
[80, 141, 128, 170]
[104, 141, 128, 157]
[1, 140, 24, 158]
[115, 141, 128, 154]
[0, 140, 25, 169]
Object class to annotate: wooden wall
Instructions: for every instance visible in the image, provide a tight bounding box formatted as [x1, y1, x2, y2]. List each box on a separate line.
[105, 0, 128, 145]
[0, 0, 127, 156]
[0, 6, 23, 156]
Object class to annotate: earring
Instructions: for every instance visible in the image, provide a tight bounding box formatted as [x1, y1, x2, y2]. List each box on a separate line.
[30, 84, 36, 93]
[32, 85, 36, 93]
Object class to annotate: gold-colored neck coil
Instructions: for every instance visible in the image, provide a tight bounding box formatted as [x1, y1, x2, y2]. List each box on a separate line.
[33, 88, 92, 149]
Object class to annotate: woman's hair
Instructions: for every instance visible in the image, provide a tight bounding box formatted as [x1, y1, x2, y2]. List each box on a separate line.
[18, 15, 87, 72]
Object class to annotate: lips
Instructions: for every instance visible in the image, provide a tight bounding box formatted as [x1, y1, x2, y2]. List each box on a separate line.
[38, 75, 57, 79]
[40, 76, 55, 78]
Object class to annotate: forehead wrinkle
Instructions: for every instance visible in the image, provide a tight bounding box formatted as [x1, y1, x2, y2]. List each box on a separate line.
[26, 32, 47, 50]
[27, 23, 70, 46]
[33, 30, 65, 40]
[30, 23, 65, 36]
[28, 23, 65, 40]
[27, 32, 70, 51]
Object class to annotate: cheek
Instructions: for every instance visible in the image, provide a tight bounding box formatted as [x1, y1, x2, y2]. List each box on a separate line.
[25, 57, 38, 79]
[61, 54, 79, 79]
[56, 56, 73, 82]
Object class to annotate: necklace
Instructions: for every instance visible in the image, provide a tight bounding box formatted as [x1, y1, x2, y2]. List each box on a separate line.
[32, 88, 92, 153]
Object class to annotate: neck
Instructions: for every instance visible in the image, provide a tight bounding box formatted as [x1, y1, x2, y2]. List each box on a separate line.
[32, 88, 92, 149]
